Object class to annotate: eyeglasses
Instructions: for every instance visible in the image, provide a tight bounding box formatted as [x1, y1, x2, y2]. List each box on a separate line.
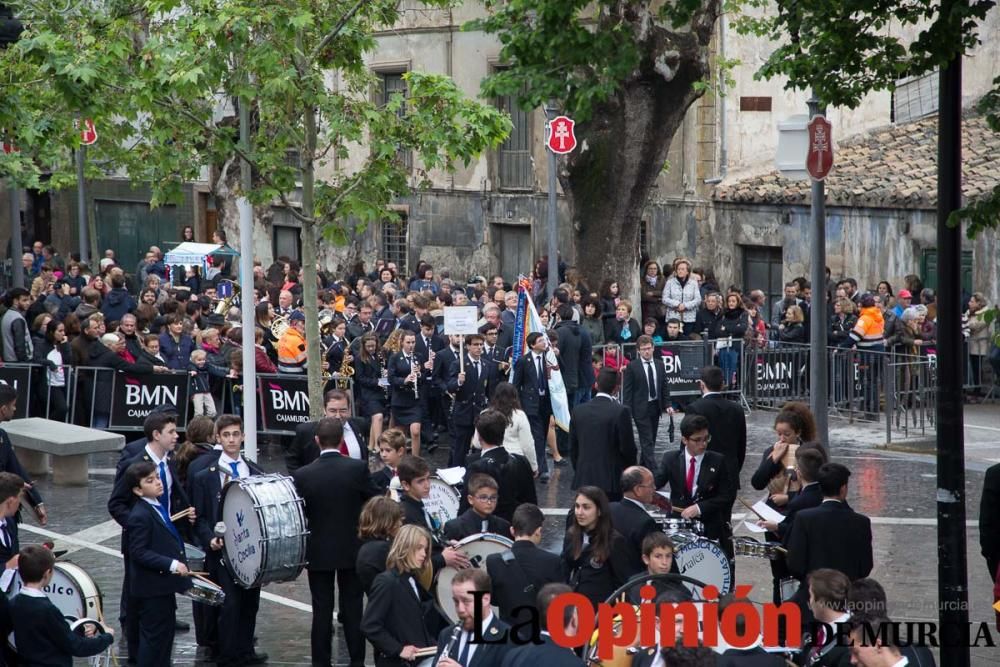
[474, 495, 498, 503]
[686, 434, 712, 443]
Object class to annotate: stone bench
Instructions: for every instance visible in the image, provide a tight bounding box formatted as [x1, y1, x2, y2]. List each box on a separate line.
[5, 418, 125, 486]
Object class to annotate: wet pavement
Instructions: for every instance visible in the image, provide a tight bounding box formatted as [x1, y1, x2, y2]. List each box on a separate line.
[12, 404, 1000, 665]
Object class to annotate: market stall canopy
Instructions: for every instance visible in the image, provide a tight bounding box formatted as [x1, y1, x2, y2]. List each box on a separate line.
[163, 242, 239, 268]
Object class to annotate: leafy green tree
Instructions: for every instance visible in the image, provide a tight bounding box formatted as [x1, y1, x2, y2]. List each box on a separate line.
[472, 0, 722, 296]
[1, 0, 510, 416]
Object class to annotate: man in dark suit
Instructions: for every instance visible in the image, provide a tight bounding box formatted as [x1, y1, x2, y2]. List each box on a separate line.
[285, 389, 369, 472]
[293, 417, 381, 667]
[608, 466, 660, 577]
[485, 504, 563, 636]
[980, 461, 1000, 584]
[500, 583, 585, 667]
[622, 335, 671, 470]
[0, 472, 24, 566]
[569, 367, 637, 502]
[114, 404, 179, 477]
[447, 334, 500, 466]
[796, 568, 853, 667]
[683, 365, 747, 484]
[0, 384, 46, 524]
[464, 410, 537, 522]
[415, 314, 447, 447]
[786, 462, 873, 583]
[510, 332, 551, 481]
[190, 414, 268, 666]
[654, 414, 736, 558]
[433, 569, 511, 667]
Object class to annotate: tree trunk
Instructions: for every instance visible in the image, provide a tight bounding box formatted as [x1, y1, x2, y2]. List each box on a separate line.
[301, 100, 324, 420]
[562, 5, 717, 300]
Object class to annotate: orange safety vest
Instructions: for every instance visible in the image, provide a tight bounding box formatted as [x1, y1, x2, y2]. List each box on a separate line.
[851, 306, 885, 347]
[277, 327, 307, 372]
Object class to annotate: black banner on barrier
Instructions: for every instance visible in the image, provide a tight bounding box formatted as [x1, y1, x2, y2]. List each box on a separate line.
[110, 373, 190, 429]
[258, 375, 311, 430]
[754, 356, 799, 394]
[0, 366, 31, 418]
[659, 344, 703, 396]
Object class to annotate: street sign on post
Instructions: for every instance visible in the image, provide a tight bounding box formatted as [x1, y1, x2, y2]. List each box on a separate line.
[79, 119, 97, 145]
[546, 115, 576, 154]
[806, 115, 833, 181]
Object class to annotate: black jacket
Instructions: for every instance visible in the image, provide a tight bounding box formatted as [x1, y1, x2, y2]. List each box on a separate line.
[608, 499, 660, 577]
[292, 451, 381, 571]
[569, 396, 637, 496]
[683, 393, 747, 483]
[357, 538, 392, 595]
[10, 595, 114, 666]
[126, 500, 193, 598]
[561, 529, 632, 608]
[750, 445, 785, 491]
[717, 646, 786, 666]
[0, 428, 43, 508]
[621, 357, 669, 421]
[464, 447, 537, 522]
[509, 353, 549, 418]
[777, 482, 824, 543]
[190, 457, 265, 555]
[286, 417, 368, 473]
[553, 320, 583, 393]
[447, 355, 499, 426]
[654, 448, 735, 543]
[979, 462, 1000, 570]
[434, 615, 512, 667]
[786, 500, 873, 581]
[442, 508, 511, 542]
[388, 351, 423, 409]
[360, 570, 439, 666]
[485, 540, 564, 627]
[500, 635, 585, 667]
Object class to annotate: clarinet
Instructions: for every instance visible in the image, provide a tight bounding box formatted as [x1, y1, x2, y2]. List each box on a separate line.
[412, 360, 420, 400]
[444, 624, 462, 659]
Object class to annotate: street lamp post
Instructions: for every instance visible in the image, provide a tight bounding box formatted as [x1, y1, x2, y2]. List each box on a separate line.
[807, 94, 829, 447]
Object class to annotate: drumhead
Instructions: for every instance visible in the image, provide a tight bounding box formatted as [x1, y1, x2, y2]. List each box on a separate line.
[424, 478, 461, 526]
[221, 474, 308, 588]
[674, 539, 732, 597]
[434, 533, 512, 624]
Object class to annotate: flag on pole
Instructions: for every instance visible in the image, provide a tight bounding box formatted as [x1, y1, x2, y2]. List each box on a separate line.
[513, 277, 571, 431]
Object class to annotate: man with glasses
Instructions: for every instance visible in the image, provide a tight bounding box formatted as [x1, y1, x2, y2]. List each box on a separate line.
[654, 413, 736, 562]
[442, 473, 510, 541]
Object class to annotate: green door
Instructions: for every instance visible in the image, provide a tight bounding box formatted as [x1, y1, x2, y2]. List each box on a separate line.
[920, 248, 973, 295]
[94, 200, 179, 268]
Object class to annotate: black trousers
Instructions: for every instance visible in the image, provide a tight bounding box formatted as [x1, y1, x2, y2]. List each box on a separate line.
[192, 595, 219, 649]
[527, 398, 552, 475]
[450, 422, 475, 467]
[633, 403, 661, 470]
[135, 595, 176, 667]
[308, 568, 366, 667]
[215, 562, 261, 666]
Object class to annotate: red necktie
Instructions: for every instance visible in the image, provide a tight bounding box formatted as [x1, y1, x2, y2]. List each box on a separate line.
[686, 456, 696, 496]
[811, 626, 827, 659]
[339, 440, 349, 456]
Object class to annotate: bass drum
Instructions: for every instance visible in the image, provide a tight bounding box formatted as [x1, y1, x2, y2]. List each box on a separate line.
[221, 473, 308, 588]
[2, 562, 103, 621]
[433, 533, 512, 623]
[424, 478, 461, 529]
[674, 539, 733, 597]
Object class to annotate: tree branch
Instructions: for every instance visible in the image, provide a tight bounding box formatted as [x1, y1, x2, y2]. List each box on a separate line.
[308, 0, 369, 63]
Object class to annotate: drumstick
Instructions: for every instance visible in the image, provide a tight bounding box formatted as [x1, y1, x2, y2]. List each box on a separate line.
[413, 647, 439, 659]
[170, 507, 195, 522]
[738, 497, 767, 521]
[189, 572, 216, 587]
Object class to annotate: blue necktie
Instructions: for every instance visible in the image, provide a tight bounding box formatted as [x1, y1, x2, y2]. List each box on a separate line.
[229, 461, 240, 479]
[158, 461, 170, 514]
[458, 632, 471, 666]
[155, 502, 182, 545]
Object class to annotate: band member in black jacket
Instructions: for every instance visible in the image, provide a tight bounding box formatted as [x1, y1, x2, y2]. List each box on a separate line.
[190, 415, 268, 667]
[485, 504, 563, 635]
[683, 366, 747, 484]
[654, 414, 736, 560]
[388, 330, 428, 456]
[442, 474, 510, 541]
[0, 384, 46, 522]
[464, 410, 537, 522]
[980, 461, 1000, 584]
[447, 334, 499, 466]
[286, 389, 369, 472]
[621, 335, 671, 470]
[432, 569, 511, 667]
[510, 332, 553, 481]
[357, 497, 404, 596]
[361, 525, 444, 667]
[569, 368, 637, 501]
[561, 486, 632, 608]
[608, 466, 660, 577]
[397, 455, 470, 573]
[354, 334, 388, 449]
[293, 417, 382, 667]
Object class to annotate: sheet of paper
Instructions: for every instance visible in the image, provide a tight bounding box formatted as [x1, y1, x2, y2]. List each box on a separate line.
[656, 490, 672, 502]
[436, 466, 466, 486]
[743, 520, 768, 534]
[751, 498, 786, 524]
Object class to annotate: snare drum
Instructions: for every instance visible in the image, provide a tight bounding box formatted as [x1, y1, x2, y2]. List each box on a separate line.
[221, 474, 308, 588]
[674, 538, 733, 597]
[733, 536, 784, 560]
[424, 477, 461, 527]
[3, 562, 103, 621]
[182, 578, 226, 607]
[185, 544, 206, 571]
[69, 618, 115, 666]
[433, 533, 512, 623]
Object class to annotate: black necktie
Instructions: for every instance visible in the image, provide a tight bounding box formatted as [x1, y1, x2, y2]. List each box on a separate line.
[646, 361, 656, 401]
[537, 356, 545, 395]
[458, 632, 472, 666]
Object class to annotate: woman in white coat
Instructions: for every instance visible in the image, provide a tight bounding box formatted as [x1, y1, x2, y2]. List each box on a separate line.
[661, 258, 702, 336]
[470, 381, 539, 473]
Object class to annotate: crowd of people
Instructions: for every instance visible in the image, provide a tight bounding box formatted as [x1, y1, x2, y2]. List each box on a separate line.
[0, 235, 997, 667]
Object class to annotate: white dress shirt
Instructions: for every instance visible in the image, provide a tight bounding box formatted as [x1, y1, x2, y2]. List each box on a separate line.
[218, 452, 250, 485]
[453, 613, 494, 666]
[343, 421, 363, 459]
[684, 450, 704, 497]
